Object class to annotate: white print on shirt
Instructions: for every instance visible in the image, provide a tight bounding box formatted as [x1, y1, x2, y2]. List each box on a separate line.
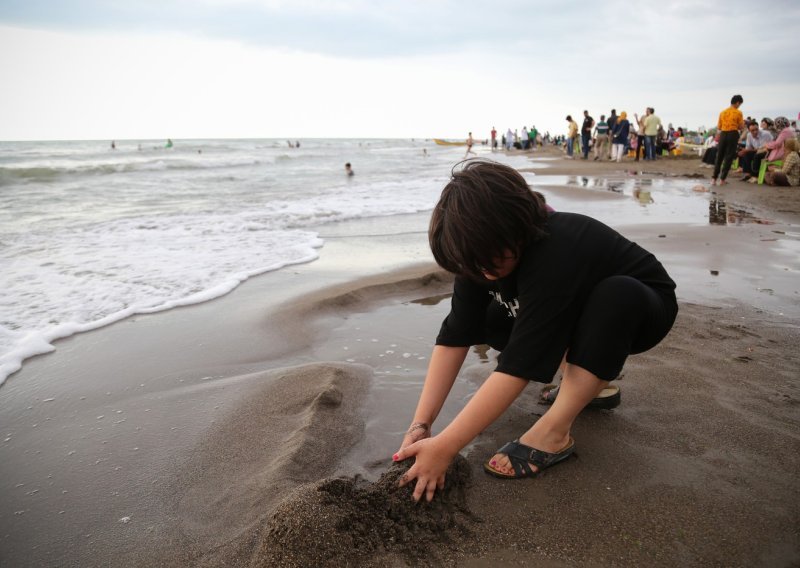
[489, 291, 519, 318]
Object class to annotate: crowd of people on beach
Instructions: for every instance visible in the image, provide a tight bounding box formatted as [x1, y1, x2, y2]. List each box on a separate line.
[490, 96, 800, 187]
[490, 126, 549, 152]
[491, 109, 679, 163]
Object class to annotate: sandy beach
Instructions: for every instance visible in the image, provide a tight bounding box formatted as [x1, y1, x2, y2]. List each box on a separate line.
[1, 146, 799, 567]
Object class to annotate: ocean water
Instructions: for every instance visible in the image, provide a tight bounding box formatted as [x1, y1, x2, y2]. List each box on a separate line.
[0, 138, 519, 385]
[7, 138, 788, 387]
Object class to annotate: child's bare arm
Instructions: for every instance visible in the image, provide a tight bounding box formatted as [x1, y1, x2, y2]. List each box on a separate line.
[396, 371, 528, 501]
[437, 371, 528, 452]
[397, 345, 468, 451]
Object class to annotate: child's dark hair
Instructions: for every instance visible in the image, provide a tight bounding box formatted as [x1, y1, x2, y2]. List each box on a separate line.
[429, 160, 549, 280]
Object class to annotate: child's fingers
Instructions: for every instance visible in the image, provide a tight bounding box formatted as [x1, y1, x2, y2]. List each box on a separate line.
[425, 482, 437, 502]
[413, 477, 429, 502]
[397, 464, 417, 488]
[393, 441, 419, 463]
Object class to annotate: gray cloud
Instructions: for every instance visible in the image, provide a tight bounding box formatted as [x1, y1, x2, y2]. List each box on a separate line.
[2, 0, 799, 86]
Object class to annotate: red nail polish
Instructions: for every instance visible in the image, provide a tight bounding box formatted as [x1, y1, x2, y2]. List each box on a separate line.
[490, 460, 496, 466]
[392, 453, 399, 461]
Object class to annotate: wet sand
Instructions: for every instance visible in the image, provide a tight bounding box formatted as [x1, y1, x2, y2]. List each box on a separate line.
[1, 147, 799, 566]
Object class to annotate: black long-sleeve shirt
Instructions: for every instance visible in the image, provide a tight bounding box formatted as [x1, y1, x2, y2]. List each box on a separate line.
[435, 212, 676, 382]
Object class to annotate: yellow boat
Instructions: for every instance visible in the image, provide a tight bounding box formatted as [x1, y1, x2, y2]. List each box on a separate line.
[433, 138, 467, 146]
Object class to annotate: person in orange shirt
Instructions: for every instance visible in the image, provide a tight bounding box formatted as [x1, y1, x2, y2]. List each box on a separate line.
[712, 94, 745, 186]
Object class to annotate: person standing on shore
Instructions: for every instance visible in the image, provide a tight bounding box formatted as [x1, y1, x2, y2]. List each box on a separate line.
[634, 111, 647, 161]
[644, 108, 662, 160]
[565, 116, 578, 159]
[464, 133, 477, 158]
[606, 110, 618, 161]
[712, 94, 745, 186]
[611, 112, 630, 162]
[593, 115, 609, 161]
[393, 160, 677, 502]
[581, 110, 594, 160]
[506, 128, 514, 150]
[491, 127, 497, 150]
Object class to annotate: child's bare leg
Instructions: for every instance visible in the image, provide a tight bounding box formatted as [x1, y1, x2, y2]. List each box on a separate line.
[558, 352, 567, 376]
[490, 363, 608, 475]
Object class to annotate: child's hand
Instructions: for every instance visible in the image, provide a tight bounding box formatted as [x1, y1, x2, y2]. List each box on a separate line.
[393, 436, 456, 502]
[396, 422, 430, 454]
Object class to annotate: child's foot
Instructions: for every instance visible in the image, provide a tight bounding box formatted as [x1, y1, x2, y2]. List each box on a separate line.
[487, 430, 571, 477]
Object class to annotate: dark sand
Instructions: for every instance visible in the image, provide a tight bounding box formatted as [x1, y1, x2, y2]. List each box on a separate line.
[193, 301, 799, 568]
[1, 147, 799, 567]
[260, 457, 474, 567]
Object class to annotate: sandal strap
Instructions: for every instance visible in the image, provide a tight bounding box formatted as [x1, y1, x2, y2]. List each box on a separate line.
[497, 440, 570, 470]
[508, 456, 534, 477]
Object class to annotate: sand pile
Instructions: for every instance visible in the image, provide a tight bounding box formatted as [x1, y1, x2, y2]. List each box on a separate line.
[169, 363, 373, 565]
[258, 456, 475, 567]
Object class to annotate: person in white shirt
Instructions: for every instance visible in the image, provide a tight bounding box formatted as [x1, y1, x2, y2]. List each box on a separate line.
[738, 121, 773, 181]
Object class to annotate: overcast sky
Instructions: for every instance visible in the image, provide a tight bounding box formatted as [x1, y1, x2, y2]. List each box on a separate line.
[1, 0, 798, 141]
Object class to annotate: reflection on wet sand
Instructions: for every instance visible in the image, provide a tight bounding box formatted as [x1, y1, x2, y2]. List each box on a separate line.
[572, 175, 625, 193]
[637, 170, 705, 179]
[633, 188, 654, 204]
[559, 174, 676, 199]
[709, 197, 775, 226]
[532, 174, 787, 230]
[709, 198, 727, 225]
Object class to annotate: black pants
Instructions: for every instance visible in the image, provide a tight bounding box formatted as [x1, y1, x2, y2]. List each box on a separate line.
[750, 152, 768, 176]
[739, 151, 754, 175]
[635, 134, 645, 161]
[482, 276, 678, 381]
[713, 131, 739, 181]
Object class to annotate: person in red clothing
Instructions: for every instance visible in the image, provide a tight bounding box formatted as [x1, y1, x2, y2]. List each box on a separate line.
[393, 160, 677, 502]
[712, 94, 745, 186]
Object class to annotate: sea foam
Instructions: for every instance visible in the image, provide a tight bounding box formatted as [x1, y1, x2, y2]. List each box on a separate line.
[0, 137, 483, 385]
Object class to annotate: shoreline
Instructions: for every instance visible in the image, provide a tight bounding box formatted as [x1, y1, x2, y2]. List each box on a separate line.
[1, 149, 799, 566]
[4, 144, 797, 386]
